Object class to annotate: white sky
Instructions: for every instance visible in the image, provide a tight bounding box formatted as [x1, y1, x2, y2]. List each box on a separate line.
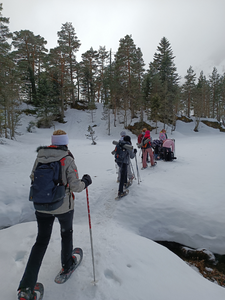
[2, 0, 225, 81]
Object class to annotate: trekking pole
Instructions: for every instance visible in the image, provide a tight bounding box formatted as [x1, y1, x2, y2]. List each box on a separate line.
[172, 139, 176, 157]
[86, 187, 96, 284]
[135, 154, 141, 184]
[139, 149, 142, 156]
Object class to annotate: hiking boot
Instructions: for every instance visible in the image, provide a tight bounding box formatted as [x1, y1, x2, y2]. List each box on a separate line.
[18, 287, 37, 300]
[60, 255, 77, 275]
[124, 180, 132, 189]
[129, 175, 135, 181]
[118, 191, 128, 198]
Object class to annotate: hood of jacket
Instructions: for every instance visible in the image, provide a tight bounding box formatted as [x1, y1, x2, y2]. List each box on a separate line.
[36, 145, 70, 164]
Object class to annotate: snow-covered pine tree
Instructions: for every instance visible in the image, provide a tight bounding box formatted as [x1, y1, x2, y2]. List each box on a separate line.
[86, 125, 97, 145]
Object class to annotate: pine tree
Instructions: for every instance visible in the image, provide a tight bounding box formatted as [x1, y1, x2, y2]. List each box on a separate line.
[0, 4, 20, 139]
[194, 71, 210, 131]
[182, 66, 196, 117]
[0, 3, 12, 136]
[0, 3, 11, 56]
[80, 47, 99, 103]
[150, 94, 161, 132]
[114, 35, 144, 125]
[220, 73, 225, 126]
[86, 125, 97, 145]
[57, 22, 81, 107]
[209, 67, 221, 121]
[47, 46, 69, 122]
[96, 46, 109, 103]
[144, 62, 163, 128]
[12, 30, 48, 105]
[133, 47, 145, 121]
[36, 71, 60, 128]
[152, 37, 179, 127]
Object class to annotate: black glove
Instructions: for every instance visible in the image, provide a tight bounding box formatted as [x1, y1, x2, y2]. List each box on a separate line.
[81, 174, 92, 188]
[134, 148, 137, 154]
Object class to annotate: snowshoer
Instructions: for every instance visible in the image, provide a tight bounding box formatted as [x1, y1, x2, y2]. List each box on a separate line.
[163, 139, 176, 161]
[113, 132, 134, 183]
[119, 130, 126, 141]
[137, 128, 150, 163]
[141, 130, 156, 169]
[17, 129, 92, 300]
[159, 129, 167, 142]
[114, 135, 137, 198]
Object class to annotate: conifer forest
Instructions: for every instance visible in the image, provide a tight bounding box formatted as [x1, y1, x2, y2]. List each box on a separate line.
[1, 3, 225, 139]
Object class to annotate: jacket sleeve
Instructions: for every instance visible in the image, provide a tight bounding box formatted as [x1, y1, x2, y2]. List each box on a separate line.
[127, 148, 135, 159]
[30, 158, 38, 182]
[66, 158, 85, 193]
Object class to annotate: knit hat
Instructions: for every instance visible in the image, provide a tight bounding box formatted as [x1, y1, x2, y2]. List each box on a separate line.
[120, 131, 126, 137]
[124, 135, 131, 143]
[145, 130, 150, 138]
[51, 130, 69, 145]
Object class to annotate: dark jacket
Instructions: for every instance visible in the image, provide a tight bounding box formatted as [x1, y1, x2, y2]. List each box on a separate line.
[141, 137, 152, 150]
[119, 140, 135, 164]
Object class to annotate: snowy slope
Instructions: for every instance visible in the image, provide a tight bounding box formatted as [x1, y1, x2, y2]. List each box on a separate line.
[0, 103, 225, 299]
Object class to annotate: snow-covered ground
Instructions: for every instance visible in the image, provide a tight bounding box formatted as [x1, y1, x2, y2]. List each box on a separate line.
[0, 103, 225, 299]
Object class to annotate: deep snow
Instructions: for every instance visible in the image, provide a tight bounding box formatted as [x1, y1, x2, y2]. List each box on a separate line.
[0, 103, 225, 299]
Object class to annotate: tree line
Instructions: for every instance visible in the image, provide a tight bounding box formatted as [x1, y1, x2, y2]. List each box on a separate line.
[1, 3, 225, 139]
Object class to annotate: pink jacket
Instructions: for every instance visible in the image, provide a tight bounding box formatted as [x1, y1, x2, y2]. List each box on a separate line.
[159, 132, 166, 141]
[163, 139, 175, 152]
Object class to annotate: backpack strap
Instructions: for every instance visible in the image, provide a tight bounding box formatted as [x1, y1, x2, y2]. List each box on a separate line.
[141, 138, 151, 149]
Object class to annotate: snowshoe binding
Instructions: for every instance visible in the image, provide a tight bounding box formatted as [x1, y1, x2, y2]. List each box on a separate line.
[18, 288, 37, 300]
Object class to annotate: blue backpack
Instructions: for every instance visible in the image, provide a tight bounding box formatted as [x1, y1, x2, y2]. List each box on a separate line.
[114, 141, 128, 166]
[29, 158, 66, 211]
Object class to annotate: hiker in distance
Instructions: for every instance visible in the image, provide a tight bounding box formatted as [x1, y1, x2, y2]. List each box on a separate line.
[141, 130, 156, 169]
[119, 131, 135, 183]
[163, 138, 176, 161]
[119, 130, 126, 141]
[159, 128, 167, 142]
[112, 131, 135, 184]
[115, 135, 137, 198]
[17, 130, 92, 300]
[137, 128, 149, 163]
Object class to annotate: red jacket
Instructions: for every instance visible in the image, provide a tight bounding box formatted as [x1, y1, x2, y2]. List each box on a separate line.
[138, 133, 144, 144]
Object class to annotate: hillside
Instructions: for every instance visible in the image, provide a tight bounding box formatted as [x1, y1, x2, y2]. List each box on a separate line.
[0, 103, 225, 299]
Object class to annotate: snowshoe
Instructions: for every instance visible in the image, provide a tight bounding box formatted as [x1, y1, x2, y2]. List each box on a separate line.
[124, 180, 132, 189]
[115, 190, 129, 200]
[54, 248, 83, 284]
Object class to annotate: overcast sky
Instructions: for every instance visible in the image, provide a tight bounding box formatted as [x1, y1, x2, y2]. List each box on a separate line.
[2, 0, 225, 82]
